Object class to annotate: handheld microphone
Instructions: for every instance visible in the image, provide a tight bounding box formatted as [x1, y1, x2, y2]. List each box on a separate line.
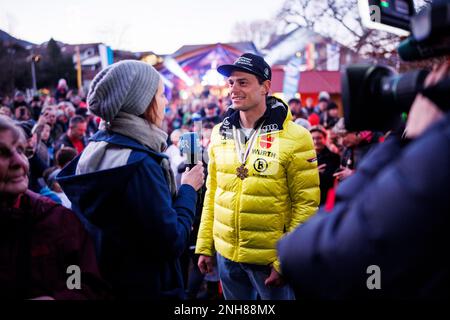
[179, 132, 201, 168]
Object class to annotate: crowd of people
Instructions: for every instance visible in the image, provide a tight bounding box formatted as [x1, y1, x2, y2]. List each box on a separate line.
[0, 53, 448, 300]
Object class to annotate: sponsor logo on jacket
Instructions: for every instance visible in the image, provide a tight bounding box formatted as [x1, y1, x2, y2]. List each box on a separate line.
[260, 124, 279, 134]
[259, 134, 275, 149]
[251, 149, 277, 159]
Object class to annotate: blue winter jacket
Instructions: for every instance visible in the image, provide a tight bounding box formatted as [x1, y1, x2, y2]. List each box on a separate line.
[57, 130, 197, 299]
[278, 112, 450, 299]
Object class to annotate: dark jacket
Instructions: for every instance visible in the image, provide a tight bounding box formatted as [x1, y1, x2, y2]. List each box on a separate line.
[317, 146, 340, 205]
[0, 191, 108, 299]
[57, 131, 197, 299]
[54, 132, 87, 154]
[341, 131, 383, 169]
[278, 112, 450, 299]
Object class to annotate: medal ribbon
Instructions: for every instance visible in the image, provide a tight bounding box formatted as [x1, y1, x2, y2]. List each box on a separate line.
[232, 122, 264, 165]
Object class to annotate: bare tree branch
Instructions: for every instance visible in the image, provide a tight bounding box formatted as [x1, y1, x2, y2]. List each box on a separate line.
[275, 0, 401, 59]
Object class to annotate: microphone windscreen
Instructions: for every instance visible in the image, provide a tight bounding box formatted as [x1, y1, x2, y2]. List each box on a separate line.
[179, 132, 201, 165]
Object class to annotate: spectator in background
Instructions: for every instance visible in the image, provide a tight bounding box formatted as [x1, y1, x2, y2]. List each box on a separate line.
[0, 115, 109, 300]
[166, 128, 187, 178]
[332, 118, 383, 181]
[39, 166, 65, 205]
[310, 125, 340, 205]
[55, 147, 77, 169]
[53, 107, 70, 140]
[288, 98, 305, 121]
[1, 96, 12, 109]
[304, 97, 316, 117]
[14, 106, 32, 122]
[75, 108, 98, 138]
[16, 120, 48, 193]
[41, 167, 72, 209]
[31, 124, 51, 167]
[54, 115, 87, 155]
[64, 103, 76, 119]
[320, 101, 340, 130]
[38, 90, 50, 107]
[203, 103, 221, 125]
[12, 91, 28, 111]
[33, 123, 53, 163]
[30, 94, 43, 121]
[39, 106, 58, 141]
[71, 95, 84, 109]
[0, 106, 12, 118]
[315, 91, 330, 116]
[55, 78, 71, 102]
[308, 112, 320, 126]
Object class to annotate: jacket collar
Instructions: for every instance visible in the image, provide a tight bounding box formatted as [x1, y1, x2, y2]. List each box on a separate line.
[219, 96, 291, 137]
[89, 130, 168, 160]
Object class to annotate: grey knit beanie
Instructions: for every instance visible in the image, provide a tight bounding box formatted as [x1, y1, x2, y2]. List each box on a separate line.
[87, 60, 160, 122]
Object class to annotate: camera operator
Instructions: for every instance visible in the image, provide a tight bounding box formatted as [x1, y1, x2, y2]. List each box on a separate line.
[277, 61, 449, 299]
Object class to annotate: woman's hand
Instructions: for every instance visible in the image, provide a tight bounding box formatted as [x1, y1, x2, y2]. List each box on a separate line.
[181, 162, 205, 191]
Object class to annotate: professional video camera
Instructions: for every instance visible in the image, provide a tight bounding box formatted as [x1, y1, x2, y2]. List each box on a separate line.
[342, 0, 450, 131]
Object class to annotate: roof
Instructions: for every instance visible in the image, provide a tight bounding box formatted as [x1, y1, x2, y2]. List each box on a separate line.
[271, 69, 341, 94]
[160, 42, 259, 76]
[263, 27, 303, 51]
[172, 41, 259, 58]
[263, 27, 352, 67]
[60, 43, 103, 56]
[0, 29, 35, 48]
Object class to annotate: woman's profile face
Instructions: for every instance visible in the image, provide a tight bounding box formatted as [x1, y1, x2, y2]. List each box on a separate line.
[41, 124, 51, 141]
[152, 80, 168, 128]
[0, 129, 29, 197]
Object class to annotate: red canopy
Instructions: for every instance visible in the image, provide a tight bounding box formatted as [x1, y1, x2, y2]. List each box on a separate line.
[271, 67, 341, 94]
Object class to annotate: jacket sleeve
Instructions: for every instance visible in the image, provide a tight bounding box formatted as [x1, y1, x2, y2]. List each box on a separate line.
[125, 158, 197, 259]
[286, 129, 320, 232]
[195, 140, 217, 256]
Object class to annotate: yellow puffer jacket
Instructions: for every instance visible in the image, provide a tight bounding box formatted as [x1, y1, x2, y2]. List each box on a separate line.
[196, 97, 320, 272]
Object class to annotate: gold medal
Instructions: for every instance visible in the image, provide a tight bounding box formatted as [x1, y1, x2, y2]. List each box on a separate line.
[236, 164, 249, 180]
[233, 122, 264, 181]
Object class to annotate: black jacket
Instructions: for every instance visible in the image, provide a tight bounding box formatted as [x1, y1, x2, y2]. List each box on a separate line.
[317, 146, 340, 205]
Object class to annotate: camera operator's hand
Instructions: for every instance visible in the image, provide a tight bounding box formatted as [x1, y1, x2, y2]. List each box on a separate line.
[333, 165, 354, 181]
[181, 162, 205, 191]
[405, 62, 449, 139]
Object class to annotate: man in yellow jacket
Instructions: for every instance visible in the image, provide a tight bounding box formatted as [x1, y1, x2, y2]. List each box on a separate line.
[196, 53, 320, 300]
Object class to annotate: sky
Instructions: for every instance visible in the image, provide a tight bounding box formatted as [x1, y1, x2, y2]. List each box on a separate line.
[0, 0, 283, 54]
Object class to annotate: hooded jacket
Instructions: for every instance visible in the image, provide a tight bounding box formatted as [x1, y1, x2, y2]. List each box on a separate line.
[195, 97, 320, 272]
[57, 130, 197, 299]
